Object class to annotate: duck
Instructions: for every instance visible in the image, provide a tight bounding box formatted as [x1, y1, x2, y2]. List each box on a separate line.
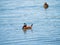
[22, 23, 33, 30]
[22, 23, 33, 33]
[44, 2, 49, 9]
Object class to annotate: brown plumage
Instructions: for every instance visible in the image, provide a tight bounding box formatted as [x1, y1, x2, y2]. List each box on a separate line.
[44, 2, 49, 9]
[22, 23, 33, 33]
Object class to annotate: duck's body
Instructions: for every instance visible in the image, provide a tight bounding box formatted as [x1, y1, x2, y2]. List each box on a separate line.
[23, 26, 32, 30]
[44, 2, 49, 9]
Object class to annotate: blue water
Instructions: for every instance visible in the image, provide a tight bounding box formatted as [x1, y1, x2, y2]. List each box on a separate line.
[0, 0, 60, 45]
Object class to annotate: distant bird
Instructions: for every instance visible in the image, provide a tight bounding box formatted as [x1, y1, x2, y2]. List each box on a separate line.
[44, 2, 49, 9]
[22, 23, 33, 33]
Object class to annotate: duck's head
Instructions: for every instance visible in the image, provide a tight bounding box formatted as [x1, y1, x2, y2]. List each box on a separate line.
[45, 2, 47, 4]
[24, 23, 26, 25]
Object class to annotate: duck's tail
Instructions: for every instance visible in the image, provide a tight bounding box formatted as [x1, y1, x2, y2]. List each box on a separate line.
[31, 24, 33, 27]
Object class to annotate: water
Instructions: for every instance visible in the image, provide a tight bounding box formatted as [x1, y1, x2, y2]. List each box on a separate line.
[0, 0, 60, 45]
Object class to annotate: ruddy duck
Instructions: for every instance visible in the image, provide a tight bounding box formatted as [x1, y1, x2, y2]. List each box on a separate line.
[22, 23, 33, 33]
[44, 2, 49, 9]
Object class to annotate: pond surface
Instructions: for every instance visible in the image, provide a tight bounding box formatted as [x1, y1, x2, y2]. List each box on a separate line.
[0, 0, 60, 45]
